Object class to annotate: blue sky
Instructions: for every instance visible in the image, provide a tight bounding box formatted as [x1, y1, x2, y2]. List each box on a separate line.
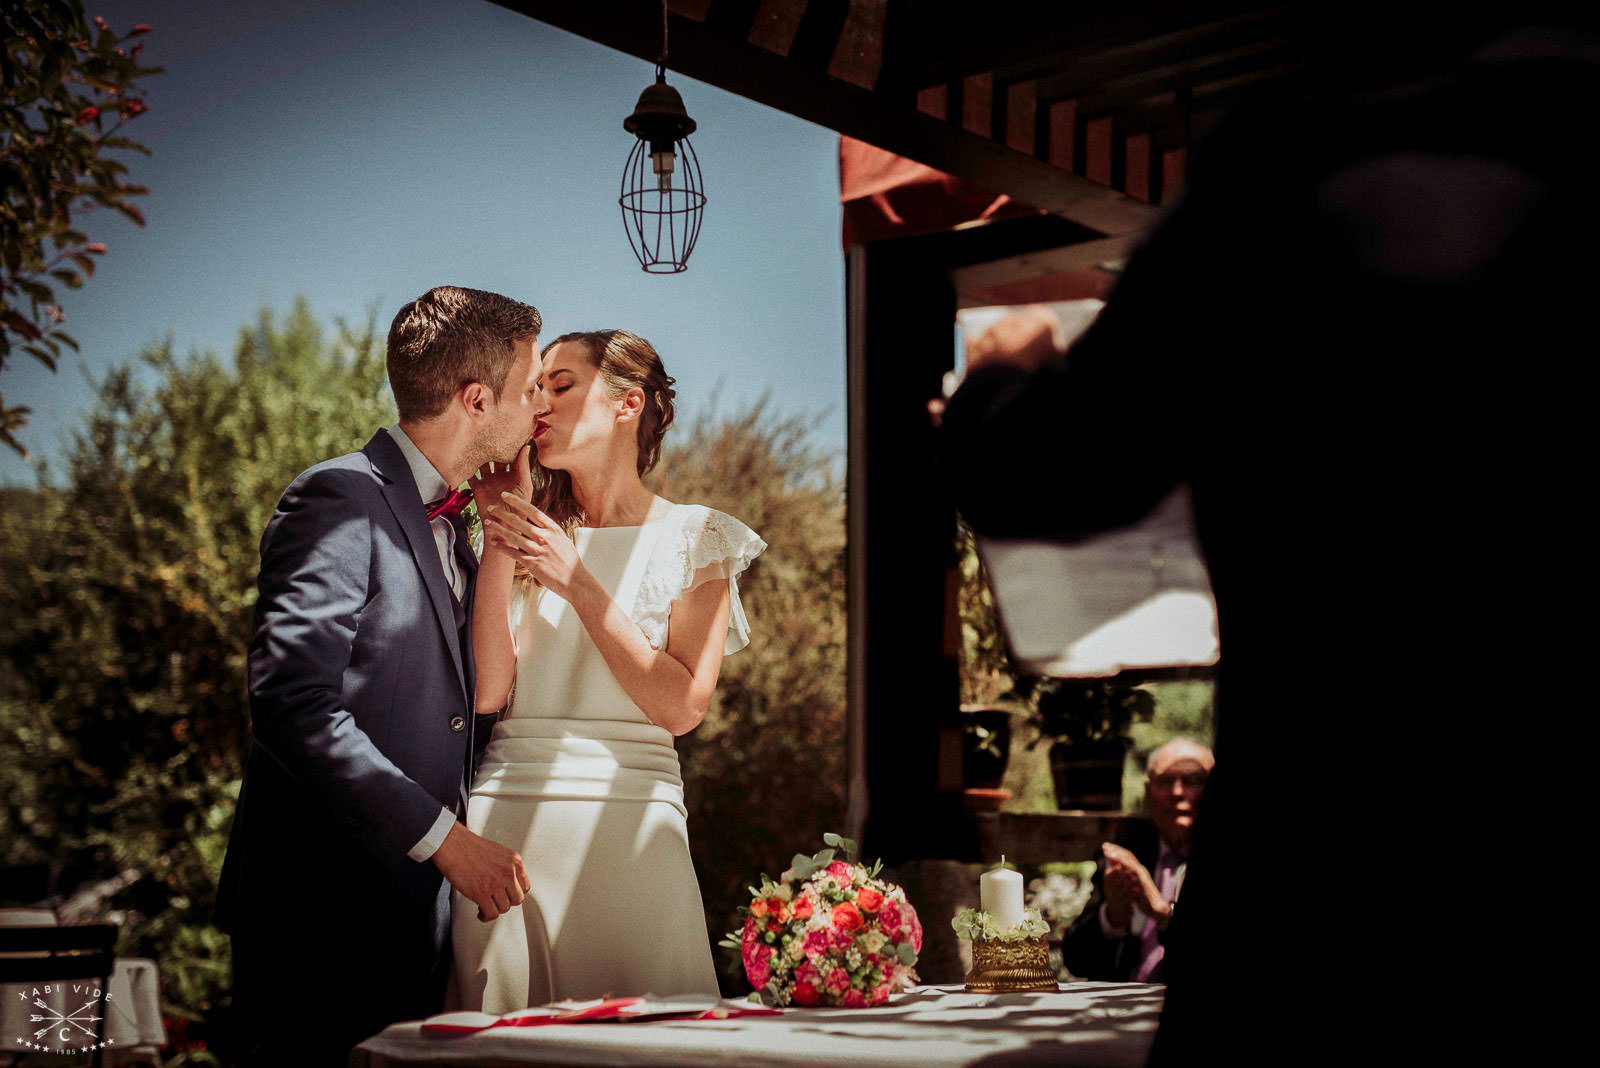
[1, 0, 847, 486]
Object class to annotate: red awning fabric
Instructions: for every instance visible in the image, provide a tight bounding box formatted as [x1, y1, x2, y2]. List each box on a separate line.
[839, 137, 1115, 303]
[839, 136, 1035, 247]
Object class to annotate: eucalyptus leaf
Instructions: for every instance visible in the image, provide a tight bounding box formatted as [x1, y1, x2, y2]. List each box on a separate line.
[897, 943, 917, 965]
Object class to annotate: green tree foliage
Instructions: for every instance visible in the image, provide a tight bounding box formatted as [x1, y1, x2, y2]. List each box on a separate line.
[956, 522, 1012, 706]
[647, 402, 848, 990]
[2, 0, 159, 456]
[0, 300, 394, 1035]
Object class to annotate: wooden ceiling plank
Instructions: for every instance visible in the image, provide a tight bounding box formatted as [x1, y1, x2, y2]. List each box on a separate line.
[1082, 63, 1301, 134]
[949, 234, 1134, 293]
[888, 0, 1280, 89]
[1034, 35, 1304, 108]
[749, 0, 806, 55]
[984, 5, 1307, 88]
[827, 0, 889, 90]
[788, 0, 853, 69]
[702, 0, 765, 40]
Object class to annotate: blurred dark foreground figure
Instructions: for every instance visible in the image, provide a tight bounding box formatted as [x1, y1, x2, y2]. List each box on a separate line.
[941, 14, 1593, 1062]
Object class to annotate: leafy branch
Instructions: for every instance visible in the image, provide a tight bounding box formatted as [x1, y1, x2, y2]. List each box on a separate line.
[2, 1, 161, 456]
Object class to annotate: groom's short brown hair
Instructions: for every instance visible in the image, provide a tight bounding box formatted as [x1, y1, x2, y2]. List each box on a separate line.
[386, 286, 543, 420]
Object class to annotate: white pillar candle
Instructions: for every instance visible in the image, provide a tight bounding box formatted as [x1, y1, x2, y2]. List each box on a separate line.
[980, 857, 1025, 932]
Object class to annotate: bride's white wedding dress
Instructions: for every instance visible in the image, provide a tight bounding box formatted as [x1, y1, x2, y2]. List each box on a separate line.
[450, 503, 765, 1012]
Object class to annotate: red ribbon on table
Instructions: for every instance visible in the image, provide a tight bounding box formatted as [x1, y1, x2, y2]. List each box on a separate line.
[421, 997, 782, 1036]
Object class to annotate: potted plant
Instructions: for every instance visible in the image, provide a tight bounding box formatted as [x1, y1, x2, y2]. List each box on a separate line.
[1020, 678, 1154, 811]
[955, 524, 1024, 810]
[959, 703, 1015, 794]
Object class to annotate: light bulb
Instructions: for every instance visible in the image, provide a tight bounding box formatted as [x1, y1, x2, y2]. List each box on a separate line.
[651, 148, 675, 192]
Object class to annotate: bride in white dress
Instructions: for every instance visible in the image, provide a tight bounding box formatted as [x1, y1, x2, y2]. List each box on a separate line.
[450, 329, 764, 1012]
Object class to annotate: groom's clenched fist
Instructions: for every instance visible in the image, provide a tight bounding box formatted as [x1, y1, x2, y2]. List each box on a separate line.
[433, 822, 531, 922]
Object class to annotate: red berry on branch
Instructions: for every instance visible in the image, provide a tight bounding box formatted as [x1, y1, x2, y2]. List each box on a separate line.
[130, 24, 151, 35]
[75, 106, 99, 125]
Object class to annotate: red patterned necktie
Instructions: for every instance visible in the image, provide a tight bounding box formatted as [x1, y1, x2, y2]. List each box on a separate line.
[426, 488, 472, 521]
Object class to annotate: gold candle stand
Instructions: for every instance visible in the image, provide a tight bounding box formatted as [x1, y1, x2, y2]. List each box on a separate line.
[963, 935, 1059, 993]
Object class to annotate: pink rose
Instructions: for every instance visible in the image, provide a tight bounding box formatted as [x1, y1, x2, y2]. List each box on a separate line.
[745, 946, 772, 989]
[829, 927, 855, 952]
[740, 918, 764, 966]
[827, 860, 854, 881]
[825, 968, 850, 993]
[844, 988, 868, 1008]
[879, 901, 903, 933]
[803, 929, 832, 959]
[872, 983, 891, 1005]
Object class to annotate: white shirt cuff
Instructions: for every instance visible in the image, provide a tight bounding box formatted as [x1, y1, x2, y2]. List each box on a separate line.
[407, 806, 457, 863]
[1099, 902, 1130, 939]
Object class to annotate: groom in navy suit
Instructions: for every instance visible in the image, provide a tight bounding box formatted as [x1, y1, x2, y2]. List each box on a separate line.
[217, 286, 544, 1066]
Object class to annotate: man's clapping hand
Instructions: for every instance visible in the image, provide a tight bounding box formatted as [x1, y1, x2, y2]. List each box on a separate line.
[1100, 842, 1170, 929]
[433, 821, 531, 922]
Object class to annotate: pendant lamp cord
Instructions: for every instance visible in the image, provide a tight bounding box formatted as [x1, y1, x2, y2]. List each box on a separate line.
[657, 0, 669, 81]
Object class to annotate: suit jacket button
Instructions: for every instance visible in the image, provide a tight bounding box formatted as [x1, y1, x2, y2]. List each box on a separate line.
[449, 716, 466, 732]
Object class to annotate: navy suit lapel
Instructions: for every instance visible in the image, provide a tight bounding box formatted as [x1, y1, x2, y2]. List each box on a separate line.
[362, 432, 470, 708]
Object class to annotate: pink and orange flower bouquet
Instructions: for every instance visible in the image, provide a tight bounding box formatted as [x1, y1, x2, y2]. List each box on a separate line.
[721, 833, 921, 1008]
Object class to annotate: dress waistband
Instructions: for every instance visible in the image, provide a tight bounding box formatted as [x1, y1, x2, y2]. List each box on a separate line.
[471, 717, 684, 816]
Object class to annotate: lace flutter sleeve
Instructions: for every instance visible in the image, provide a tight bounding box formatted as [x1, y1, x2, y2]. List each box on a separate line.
[633, 505, 767, 654]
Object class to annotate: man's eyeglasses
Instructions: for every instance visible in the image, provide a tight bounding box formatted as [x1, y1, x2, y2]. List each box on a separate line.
[1148, 773, 1208, 791]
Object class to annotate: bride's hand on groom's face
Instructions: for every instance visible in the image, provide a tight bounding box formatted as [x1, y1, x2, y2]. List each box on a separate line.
[484, 494, 586, 601]
[469, 444, 533, 505]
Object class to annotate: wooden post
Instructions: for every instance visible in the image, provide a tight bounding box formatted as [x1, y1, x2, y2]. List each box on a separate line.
[846, 239, 966, 866]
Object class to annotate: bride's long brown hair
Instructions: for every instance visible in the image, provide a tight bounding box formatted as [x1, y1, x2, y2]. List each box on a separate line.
[530, 330, 677, 537]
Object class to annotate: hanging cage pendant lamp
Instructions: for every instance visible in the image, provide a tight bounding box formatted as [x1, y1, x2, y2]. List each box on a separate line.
[619, 9, 704, 272]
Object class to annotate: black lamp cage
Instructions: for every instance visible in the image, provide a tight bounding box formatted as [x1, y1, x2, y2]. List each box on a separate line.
[620, 66, 705, 273]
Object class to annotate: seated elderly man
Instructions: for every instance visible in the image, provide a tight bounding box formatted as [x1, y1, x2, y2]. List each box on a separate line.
[1061, 738, 1214, 983]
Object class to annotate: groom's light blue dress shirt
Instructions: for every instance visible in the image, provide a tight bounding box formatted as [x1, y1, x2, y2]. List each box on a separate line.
[387, 425, 465, 863]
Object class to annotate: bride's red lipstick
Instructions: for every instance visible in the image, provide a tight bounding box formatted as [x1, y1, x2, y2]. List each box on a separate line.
[533, 419, 550, 440]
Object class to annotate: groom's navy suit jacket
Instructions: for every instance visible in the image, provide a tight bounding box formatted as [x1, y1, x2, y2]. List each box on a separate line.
[217, 430, 491, 1046]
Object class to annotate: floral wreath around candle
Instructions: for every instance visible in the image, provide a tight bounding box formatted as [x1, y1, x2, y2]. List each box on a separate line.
[721, 833, 922, 1008]
[951, 906, 1051, 942]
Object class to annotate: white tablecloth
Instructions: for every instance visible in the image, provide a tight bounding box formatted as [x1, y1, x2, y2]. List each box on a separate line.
[2, 957, 167, 1063]
[352, 982, 1163, 1067]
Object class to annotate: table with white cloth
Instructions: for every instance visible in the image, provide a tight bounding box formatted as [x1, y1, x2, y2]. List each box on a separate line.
[352, 982, 1163, 1067]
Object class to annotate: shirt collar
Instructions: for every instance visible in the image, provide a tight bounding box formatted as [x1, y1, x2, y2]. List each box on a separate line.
[386, 425, 452, 505]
